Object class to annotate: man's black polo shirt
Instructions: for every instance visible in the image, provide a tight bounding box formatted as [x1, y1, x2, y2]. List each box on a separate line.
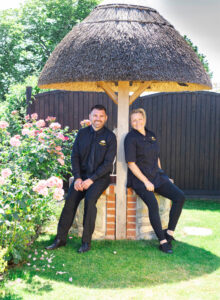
[124, 128, 169, 189]
[71, 125, 116, 182]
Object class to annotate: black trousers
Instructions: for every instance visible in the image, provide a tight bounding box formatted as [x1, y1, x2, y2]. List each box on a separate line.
[134, 180, 185, 241]
[57, 176, 110, 243]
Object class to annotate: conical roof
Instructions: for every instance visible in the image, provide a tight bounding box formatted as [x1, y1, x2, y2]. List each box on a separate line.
[38, 0, 212, 92]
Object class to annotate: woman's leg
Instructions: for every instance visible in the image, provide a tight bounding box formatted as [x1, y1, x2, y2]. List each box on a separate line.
[155, 181, 185, 232]
[134, 187, 166, 241]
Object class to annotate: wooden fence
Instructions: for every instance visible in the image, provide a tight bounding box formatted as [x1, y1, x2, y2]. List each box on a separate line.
[27, 88, 220, 195]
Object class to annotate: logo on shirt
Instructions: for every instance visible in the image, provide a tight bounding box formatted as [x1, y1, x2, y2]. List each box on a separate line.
[99, 140, 106, 146]
[151, 136, 156, 141]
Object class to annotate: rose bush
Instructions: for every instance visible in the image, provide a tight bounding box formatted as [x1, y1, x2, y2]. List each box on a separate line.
[0, 113, 77, 273]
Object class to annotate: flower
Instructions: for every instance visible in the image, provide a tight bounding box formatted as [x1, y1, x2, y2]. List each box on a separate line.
[33, 180, 48, 193]
[36, 120, 46, 128]
[0, 121, 9, 129]
[31, 113, 38, 120]
[38, 132, 47, 142]
[10, 137, 21, 147]
[55, 146, 62, 151]
[46, 116, 56, 122]
[11, 110, 18, 115]
[47, 176, 63, 189]
[14, 135, 21, 139]
[25, 115, 30, 120]
[22, 128, 31, 136]
[49, 122, 61, 130]
[53, 188, 64, 201]
[23, 123, 33, 128]
[57, 133, 65, 141]
[57, 158, 64, 166]
[1, 168, 12, 178]
[80, 119, 91, 127]
[38, 187, 49, 196]
[0, 177, 5, 185]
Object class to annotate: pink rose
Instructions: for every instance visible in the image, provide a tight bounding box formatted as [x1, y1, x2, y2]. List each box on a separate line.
[31, 113, 38, 120]
[23, 123, 33, 128]
[0, 121, 9, 129]
[55, 146, 62, 151]
[22, 128, 31, 136]
[38, 132, 47, 142]
[25, 115, 30, 120]
[14, 135, 21, 139]
[46, 116, 56, 122]
[33, 180, 48, 193]
[0, 176, 5, 185]
[11, 110, 18, 115]
[64, 136, 69, 141]
[36, 120, 46, 128]
[47, 176, 63, 188]
[80, 119, 91, 127]
[1, 168, 12, 178]
[49, 122, 61, 130]
[57, 133, 65, 141]
[38, 188, 49, 196]
[10, 137, 21, 147]
[53, 188, 64, 201]
[57, 158, 64, 166]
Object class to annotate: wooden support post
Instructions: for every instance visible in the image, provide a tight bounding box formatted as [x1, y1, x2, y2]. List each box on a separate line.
[26, 86, 32, 115]
[116, 81, 129, 239]
[98, 82, 118, 104]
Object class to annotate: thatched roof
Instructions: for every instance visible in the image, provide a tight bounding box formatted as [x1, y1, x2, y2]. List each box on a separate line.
[38, 0, 212, 92]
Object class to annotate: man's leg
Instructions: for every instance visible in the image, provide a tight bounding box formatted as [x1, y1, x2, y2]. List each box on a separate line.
[81, 176, 110, 247]
[46, 182, 85, 250]
[57, 182, 85, 241]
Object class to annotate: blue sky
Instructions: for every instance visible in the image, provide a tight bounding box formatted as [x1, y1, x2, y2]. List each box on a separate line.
[1, 0, 220, 85]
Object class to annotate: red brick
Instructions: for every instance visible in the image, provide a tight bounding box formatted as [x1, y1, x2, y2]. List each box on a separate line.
[108, 185, 115, 194]
[107, 223, 115, 229]
[127, 216, 136, 222]
[107, 211, 116, 217]
[107, 217, 116, 223]
[107, 202, 116, 209]
[127, 223, 136, 229]
[107, 194, 116, 201]
[127, 195, 137, 202]
[106, 230, 115, 236]
[105, 235, 115, 240]
[127, 202, 136, 209]
[127, 188, 134, 195]
[127, 210, 136, 216]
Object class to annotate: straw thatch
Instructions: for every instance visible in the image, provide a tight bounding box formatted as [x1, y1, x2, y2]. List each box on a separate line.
[38, 0, 212, 92]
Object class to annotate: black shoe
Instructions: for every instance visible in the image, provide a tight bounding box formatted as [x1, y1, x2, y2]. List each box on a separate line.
[159, 242, 173, 254]
[78, 242, 91, 253]
[163, 229, 175, 247]
[45, 238, 66, 250]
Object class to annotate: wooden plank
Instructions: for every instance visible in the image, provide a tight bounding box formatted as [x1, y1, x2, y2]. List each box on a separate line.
[190, 93, 197, 189]
[160, 94, 167, 175]
[175, 92, 182, 186]
[194, 92, 201, 190]
[199, 93, 206, 190]
[213, 94, 220, 190]
[129, 82, 151, 105]
[116, 81, 129, 240]
[166, 94, 172, 178]
[208, 93, 215, 190]
[98, 82, 118, 104]
[204, 93, 211, 190]
[180, 93, 187, 189]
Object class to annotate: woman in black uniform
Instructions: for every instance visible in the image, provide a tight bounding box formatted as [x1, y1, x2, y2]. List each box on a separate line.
[124, 108, 185, 254]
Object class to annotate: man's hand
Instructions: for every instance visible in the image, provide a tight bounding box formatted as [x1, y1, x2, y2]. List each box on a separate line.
[74, 178, 83, 191]
[144, 180, 155, 192]
[82, 179, 94, 190]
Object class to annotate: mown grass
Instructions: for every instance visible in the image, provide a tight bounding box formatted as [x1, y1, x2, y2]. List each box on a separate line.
[1, 199, 220, 300]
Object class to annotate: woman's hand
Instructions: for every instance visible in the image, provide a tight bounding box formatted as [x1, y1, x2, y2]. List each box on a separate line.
[144, 180, 155, 192]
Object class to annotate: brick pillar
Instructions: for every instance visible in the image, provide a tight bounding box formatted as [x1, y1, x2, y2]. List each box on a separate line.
[126, 188, 137, 240]
[106, 184, 116, 239]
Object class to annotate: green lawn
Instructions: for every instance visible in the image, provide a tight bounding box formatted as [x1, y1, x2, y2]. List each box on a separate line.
[1, 199, 220, 300]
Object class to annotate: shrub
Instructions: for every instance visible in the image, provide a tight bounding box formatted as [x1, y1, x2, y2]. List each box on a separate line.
[0, 113, 77, 268]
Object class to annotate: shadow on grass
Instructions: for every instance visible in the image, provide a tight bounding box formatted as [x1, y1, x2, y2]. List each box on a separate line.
[5, 235, 220, 294]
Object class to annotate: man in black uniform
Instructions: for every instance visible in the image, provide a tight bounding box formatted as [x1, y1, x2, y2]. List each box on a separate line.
[46, 105, 117, 253]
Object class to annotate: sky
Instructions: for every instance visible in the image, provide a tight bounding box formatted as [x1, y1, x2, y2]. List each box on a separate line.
[1, 0, 220, 87]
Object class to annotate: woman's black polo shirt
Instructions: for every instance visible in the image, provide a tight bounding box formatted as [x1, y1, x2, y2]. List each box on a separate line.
[124, 128, 169, 189]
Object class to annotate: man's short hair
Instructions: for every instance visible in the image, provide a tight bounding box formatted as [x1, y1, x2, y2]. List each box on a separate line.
[90, 104, 107, 114]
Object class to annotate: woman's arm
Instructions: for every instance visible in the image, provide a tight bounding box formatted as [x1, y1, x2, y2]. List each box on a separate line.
[158, 158, 161, 169]
[128, 162, 155, 191]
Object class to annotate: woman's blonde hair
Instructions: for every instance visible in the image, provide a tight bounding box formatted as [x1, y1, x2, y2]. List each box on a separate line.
[130, 108, 146, 121]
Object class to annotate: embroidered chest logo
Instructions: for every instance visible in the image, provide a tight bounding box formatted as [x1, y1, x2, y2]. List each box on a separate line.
[99, 140, 106, 146]
[151, 136, 156, 141]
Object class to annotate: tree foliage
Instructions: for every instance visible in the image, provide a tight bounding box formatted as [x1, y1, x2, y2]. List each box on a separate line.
[0, 0, 100, 100]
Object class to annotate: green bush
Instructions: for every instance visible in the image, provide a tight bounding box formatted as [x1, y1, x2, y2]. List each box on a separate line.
[0, 113, 77, 268]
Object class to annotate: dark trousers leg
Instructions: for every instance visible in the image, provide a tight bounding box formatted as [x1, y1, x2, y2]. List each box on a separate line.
[82, 177, 110, 243]
[134, 188, 165, 241]
[155, 181, 185, 231]
[57, 182, 85, 241]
